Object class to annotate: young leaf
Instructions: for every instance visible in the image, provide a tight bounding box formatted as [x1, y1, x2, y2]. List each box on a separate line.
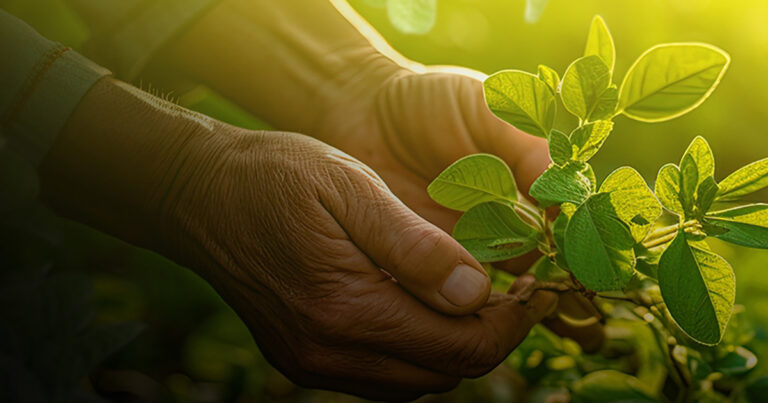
[681, 136, 715, 186]
[680, 153, 699, 215]
[560, 55, 612, 121]
[524, 0, 549, 23]
[589, 85, 619, 121]
[565, 193, 636, 291]
[427, 154, 517, 211]
[387, 0, 437, 35]
[571, 370, 656, 403]
[453, 201, 538, 262]
[655, 163, 684, 215]
[584, 15, 616, 73]
[717, 157, 768, 201]
[570, 120, 614, 162]
[529, 163, 592, 207]
[618, 43, 730, 122]
[658, 231, 735, 345]
[696, 176, 719, 213]
[484, 70, 556, 137]
[600, 167, 663, 241]
[538, 64, 560, 94]
[705, 204, 768, 249]
[548, 129, 572, 165]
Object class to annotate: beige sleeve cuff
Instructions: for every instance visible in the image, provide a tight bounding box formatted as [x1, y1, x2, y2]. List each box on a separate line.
[0, 9, 111, 165]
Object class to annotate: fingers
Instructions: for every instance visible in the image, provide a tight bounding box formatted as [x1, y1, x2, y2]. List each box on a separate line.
[349, 274, 557, 377]
[318, 159, 491, 316]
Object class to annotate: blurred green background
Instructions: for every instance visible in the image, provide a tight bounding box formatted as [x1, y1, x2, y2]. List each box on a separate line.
[1, 0, 767, 401]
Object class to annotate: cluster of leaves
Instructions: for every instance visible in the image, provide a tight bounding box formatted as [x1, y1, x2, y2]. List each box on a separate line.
[362, 0, 549, 35]
[428, 15, 768, 400]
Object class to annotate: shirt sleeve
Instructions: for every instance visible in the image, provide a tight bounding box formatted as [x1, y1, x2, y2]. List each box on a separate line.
[0, 9, 111, 166]
[70, 0, 221, 81]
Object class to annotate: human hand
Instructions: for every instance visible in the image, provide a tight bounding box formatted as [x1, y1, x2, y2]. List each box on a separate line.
[307, 67, 605, 351]
[39, 77, 558, 400]
[161, 129, 559, 400]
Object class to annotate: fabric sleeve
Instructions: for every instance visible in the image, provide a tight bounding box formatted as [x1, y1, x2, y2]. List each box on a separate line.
[0, 9, 111, 166]
[70, 0, 221, 81]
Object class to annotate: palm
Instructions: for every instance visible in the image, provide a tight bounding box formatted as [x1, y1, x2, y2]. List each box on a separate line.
[315, 71, 550, 233]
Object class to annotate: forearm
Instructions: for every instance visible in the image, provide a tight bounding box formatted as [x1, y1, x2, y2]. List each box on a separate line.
[162, 0, 407, 134]
[38, 77, 230, 251]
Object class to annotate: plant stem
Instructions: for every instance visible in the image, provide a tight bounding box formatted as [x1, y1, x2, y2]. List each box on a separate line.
[595, 293, 637, 304]
[643, 231, 678, 249]
[641, 220, 698, 249]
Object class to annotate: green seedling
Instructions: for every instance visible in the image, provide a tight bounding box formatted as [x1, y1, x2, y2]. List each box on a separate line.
[428, 16, 767, 401]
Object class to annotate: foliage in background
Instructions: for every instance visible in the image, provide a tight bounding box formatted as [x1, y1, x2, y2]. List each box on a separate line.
[3, 0, 768, 401]
[428, 15, 768, 401]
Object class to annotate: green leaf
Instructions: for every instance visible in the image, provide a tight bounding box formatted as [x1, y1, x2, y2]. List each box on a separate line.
[571, 370, 656, 403]
[680, 154, 699, 215]
[552, 211, 569, 253]
[618, 43, 730, 122]
[548, 129, 572, 165]
[427, 154, 517, 211]
[524, 0, 549, 23]
[589, 85, 619, 121]
[529, 163, 592, 207]
[717, 157, 768, 201]
[561, 55, 612, 121]
[531, 256, 570, 282]
[705, 204, 768, 249]
[453, 201, 539, 262]
[387, 0, 437, 35]
[584, 15, 616, 73]
[697, 176, 719, 213]
[484, 70, 556, 137]
[570, 120, 614, 162]
[681, 136, 715, 186]
[599, 167, 663, 241]
[655, 163, 684, 215]
[658, 232, 735, 345]
[537, 64, 560, 94]
[565, 193, 636, 291]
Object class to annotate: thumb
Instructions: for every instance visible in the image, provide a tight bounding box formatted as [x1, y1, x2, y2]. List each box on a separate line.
[320, 165, 491, 316]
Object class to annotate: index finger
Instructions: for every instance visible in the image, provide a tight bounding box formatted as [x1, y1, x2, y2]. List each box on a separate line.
[338, 274, 557, 378]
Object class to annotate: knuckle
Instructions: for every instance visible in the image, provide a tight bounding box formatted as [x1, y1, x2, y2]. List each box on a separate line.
[386, 224, 451, 275]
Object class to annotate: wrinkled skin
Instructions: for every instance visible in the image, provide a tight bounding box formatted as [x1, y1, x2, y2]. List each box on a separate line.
[165, 129, 559, 400]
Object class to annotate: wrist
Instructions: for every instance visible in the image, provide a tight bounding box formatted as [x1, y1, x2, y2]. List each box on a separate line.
[38, 77, 226, 252]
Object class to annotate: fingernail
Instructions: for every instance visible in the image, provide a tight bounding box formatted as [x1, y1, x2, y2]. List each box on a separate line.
[440, 264, 489, 306]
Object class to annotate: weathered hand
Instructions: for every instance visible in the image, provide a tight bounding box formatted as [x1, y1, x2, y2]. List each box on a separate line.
[314, 68, 550, 241]
[163, 129, 558, 400]
[40, 77, 559, 400]
[309, 68, 605, 351]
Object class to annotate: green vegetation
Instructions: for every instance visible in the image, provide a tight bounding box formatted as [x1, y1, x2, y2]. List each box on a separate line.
[429, 16, 768, 401]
